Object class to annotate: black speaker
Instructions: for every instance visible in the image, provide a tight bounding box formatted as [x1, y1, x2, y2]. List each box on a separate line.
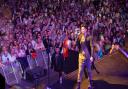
[0, 73, 5, 89]
[25, 66, 45, 82]
[63, 50, 78, 74]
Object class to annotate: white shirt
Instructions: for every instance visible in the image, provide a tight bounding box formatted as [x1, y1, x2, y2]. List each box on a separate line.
[31, 40, 36, 48]
[10, 55, 16, 62]
[17, 49, 26, 57]
[23, 18, 28, 25]
[1, 52, 12, 63]
[35, 42, 45, 50]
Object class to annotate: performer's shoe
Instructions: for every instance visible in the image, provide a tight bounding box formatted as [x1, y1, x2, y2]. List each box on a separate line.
[88, 86, 93, 89]
[88, 84, 93, 89]
[88, 80, 94, 89]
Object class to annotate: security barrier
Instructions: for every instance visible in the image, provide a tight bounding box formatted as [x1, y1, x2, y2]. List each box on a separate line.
[0, 61, 22, 86]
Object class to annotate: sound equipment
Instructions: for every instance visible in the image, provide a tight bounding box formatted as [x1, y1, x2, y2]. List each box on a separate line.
[63, 50, 78, 74]
[25, 66, 44, 83]
[0, 73, 5, 89]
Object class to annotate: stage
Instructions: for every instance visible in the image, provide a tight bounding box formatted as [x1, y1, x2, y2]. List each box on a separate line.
[6, 50, 128, 89]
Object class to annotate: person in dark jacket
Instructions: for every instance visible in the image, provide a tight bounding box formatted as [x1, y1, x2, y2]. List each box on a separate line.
[51, 46, 64, 84]
[76, 26, 93, 89]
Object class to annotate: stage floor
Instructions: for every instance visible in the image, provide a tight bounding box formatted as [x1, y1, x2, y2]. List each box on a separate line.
[5, 37, 128, 89]
[6, 49, 128, 89]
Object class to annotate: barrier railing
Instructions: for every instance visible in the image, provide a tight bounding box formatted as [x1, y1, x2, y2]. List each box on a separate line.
[27, 50, 51, 70]
[0, 61, 22, 86]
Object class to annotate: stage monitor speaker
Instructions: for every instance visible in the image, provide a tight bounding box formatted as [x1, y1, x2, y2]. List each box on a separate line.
[63, 50, 78, 74]
[25, 66, 45, 82]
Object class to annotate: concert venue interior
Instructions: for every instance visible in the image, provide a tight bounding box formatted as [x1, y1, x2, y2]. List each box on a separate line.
[0, 0, 128, 89]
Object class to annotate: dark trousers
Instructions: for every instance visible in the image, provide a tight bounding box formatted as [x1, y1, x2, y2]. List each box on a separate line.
[84, 61, 99, 78]
[17, 57, 29, 74]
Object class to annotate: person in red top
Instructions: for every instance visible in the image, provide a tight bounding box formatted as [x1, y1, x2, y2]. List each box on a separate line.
[30, 48, 37, 60]
[62, 36, 71, 59]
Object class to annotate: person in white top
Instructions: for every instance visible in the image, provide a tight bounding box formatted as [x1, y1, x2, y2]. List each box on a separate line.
[17, 48, 26, 58]
[10, 48, 17, 62]
[1, 46, 11, 64]
[35, 36, 47, 75]
[16, 45, 28, 77]
[35, 36, 45, 51]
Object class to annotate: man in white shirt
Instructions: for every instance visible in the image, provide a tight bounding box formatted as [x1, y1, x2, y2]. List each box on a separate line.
[1, 46, 12, 64]
[16, 46, 28, 77]
[1, 53, 11, 63]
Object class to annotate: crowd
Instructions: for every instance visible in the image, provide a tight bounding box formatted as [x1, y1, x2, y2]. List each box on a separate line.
[0, 0, 128, 80]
